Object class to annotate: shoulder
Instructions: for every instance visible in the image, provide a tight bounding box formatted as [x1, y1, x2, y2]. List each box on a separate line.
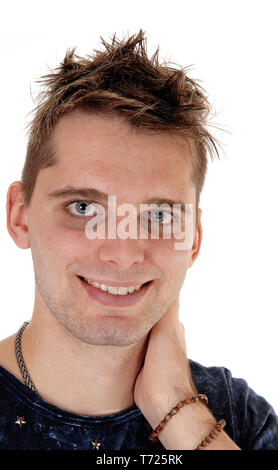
[189, 358, 278, 450]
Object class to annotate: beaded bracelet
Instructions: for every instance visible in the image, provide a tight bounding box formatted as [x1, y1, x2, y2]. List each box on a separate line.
[148, 393, 209, 442]
[195, 419, 226, 450]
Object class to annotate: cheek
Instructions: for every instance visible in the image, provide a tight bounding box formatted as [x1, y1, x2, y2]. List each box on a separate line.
[148, 238, 192, 270]
[29, 216, 93, 269]
[147, 239, 192, 291]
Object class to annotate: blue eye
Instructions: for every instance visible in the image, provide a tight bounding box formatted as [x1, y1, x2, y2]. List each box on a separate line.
[149, 210, 172, 224]
[65, 201, 99, 217]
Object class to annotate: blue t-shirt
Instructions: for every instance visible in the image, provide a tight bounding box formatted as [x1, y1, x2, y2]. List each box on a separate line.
[0, 359, 277, 450]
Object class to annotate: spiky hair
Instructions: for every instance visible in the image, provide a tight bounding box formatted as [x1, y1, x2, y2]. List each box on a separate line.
[21, 29, 219, 212]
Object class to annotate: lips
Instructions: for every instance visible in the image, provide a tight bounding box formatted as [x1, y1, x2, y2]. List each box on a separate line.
[79, 276, 148, 294]
[77, 275, 152, 307]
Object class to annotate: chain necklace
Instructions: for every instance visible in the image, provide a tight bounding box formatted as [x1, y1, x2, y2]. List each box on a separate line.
[15, 321, 39, 396]
[15, 322, 104, 449]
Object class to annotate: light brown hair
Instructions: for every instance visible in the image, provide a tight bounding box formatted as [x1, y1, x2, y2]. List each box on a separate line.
[21, 29, 220, 226]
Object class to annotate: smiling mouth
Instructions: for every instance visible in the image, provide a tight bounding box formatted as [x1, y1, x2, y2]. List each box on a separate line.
[77, 275, 153, 307]
[78, 276, 151, 296]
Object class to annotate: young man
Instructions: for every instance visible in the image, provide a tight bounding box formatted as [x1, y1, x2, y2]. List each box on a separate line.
[0, 30, 277, 451]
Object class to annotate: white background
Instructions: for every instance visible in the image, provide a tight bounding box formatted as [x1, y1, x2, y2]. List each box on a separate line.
[0, 0, 277, 413]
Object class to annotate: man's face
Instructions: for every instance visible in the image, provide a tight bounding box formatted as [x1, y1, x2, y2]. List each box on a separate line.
[25, 110, 201, 346]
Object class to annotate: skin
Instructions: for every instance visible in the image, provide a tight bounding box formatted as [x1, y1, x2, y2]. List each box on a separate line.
[2, 109, 202, 418]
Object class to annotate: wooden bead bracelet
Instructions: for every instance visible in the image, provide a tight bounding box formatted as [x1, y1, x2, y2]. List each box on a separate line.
[148, 393, 209, 442]
[195, 418, 226, 450]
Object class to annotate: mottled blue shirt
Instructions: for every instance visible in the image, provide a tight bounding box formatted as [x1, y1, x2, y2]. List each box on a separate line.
[0, 359, 277, 450]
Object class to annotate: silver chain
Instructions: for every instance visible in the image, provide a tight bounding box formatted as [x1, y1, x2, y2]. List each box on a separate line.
[15, 321, 39, 395]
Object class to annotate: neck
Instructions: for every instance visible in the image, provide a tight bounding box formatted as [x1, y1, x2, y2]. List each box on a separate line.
[20, 309, 148, 417]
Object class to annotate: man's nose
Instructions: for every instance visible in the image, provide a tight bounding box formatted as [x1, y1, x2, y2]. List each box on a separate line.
[98, 237, 144, 271]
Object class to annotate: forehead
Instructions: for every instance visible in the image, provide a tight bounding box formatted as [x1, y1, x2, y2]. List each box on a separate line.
[42, 110, 195, 202]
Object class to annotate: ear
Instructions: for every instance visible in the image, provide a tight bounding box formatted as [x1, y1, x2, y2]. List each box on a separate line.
[6, 181, 30, 249]
[188, 207, 202, 268]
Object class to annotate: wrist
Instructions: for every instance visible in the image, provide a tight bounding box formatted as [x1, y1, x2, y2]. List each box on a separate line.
[139, 387, 201, 428]
[147, 398, 217, 450]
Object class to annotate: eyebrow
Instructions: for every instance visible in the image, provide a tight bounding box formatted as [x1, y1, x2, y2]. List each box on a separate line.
[47, 185, 188, 212]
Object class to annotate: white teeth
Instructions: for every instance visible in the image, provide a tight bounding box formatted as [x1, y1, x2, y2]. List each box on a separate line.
[117, 287, 130, 295]
[100, 284, 108, 292]
[84, 278, 144, 295]
[107, 286, 120, 295]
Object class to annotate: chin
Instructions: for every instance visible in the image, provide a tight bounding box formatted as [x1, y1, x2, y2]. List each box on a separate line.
[63, 314, 146, 347]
